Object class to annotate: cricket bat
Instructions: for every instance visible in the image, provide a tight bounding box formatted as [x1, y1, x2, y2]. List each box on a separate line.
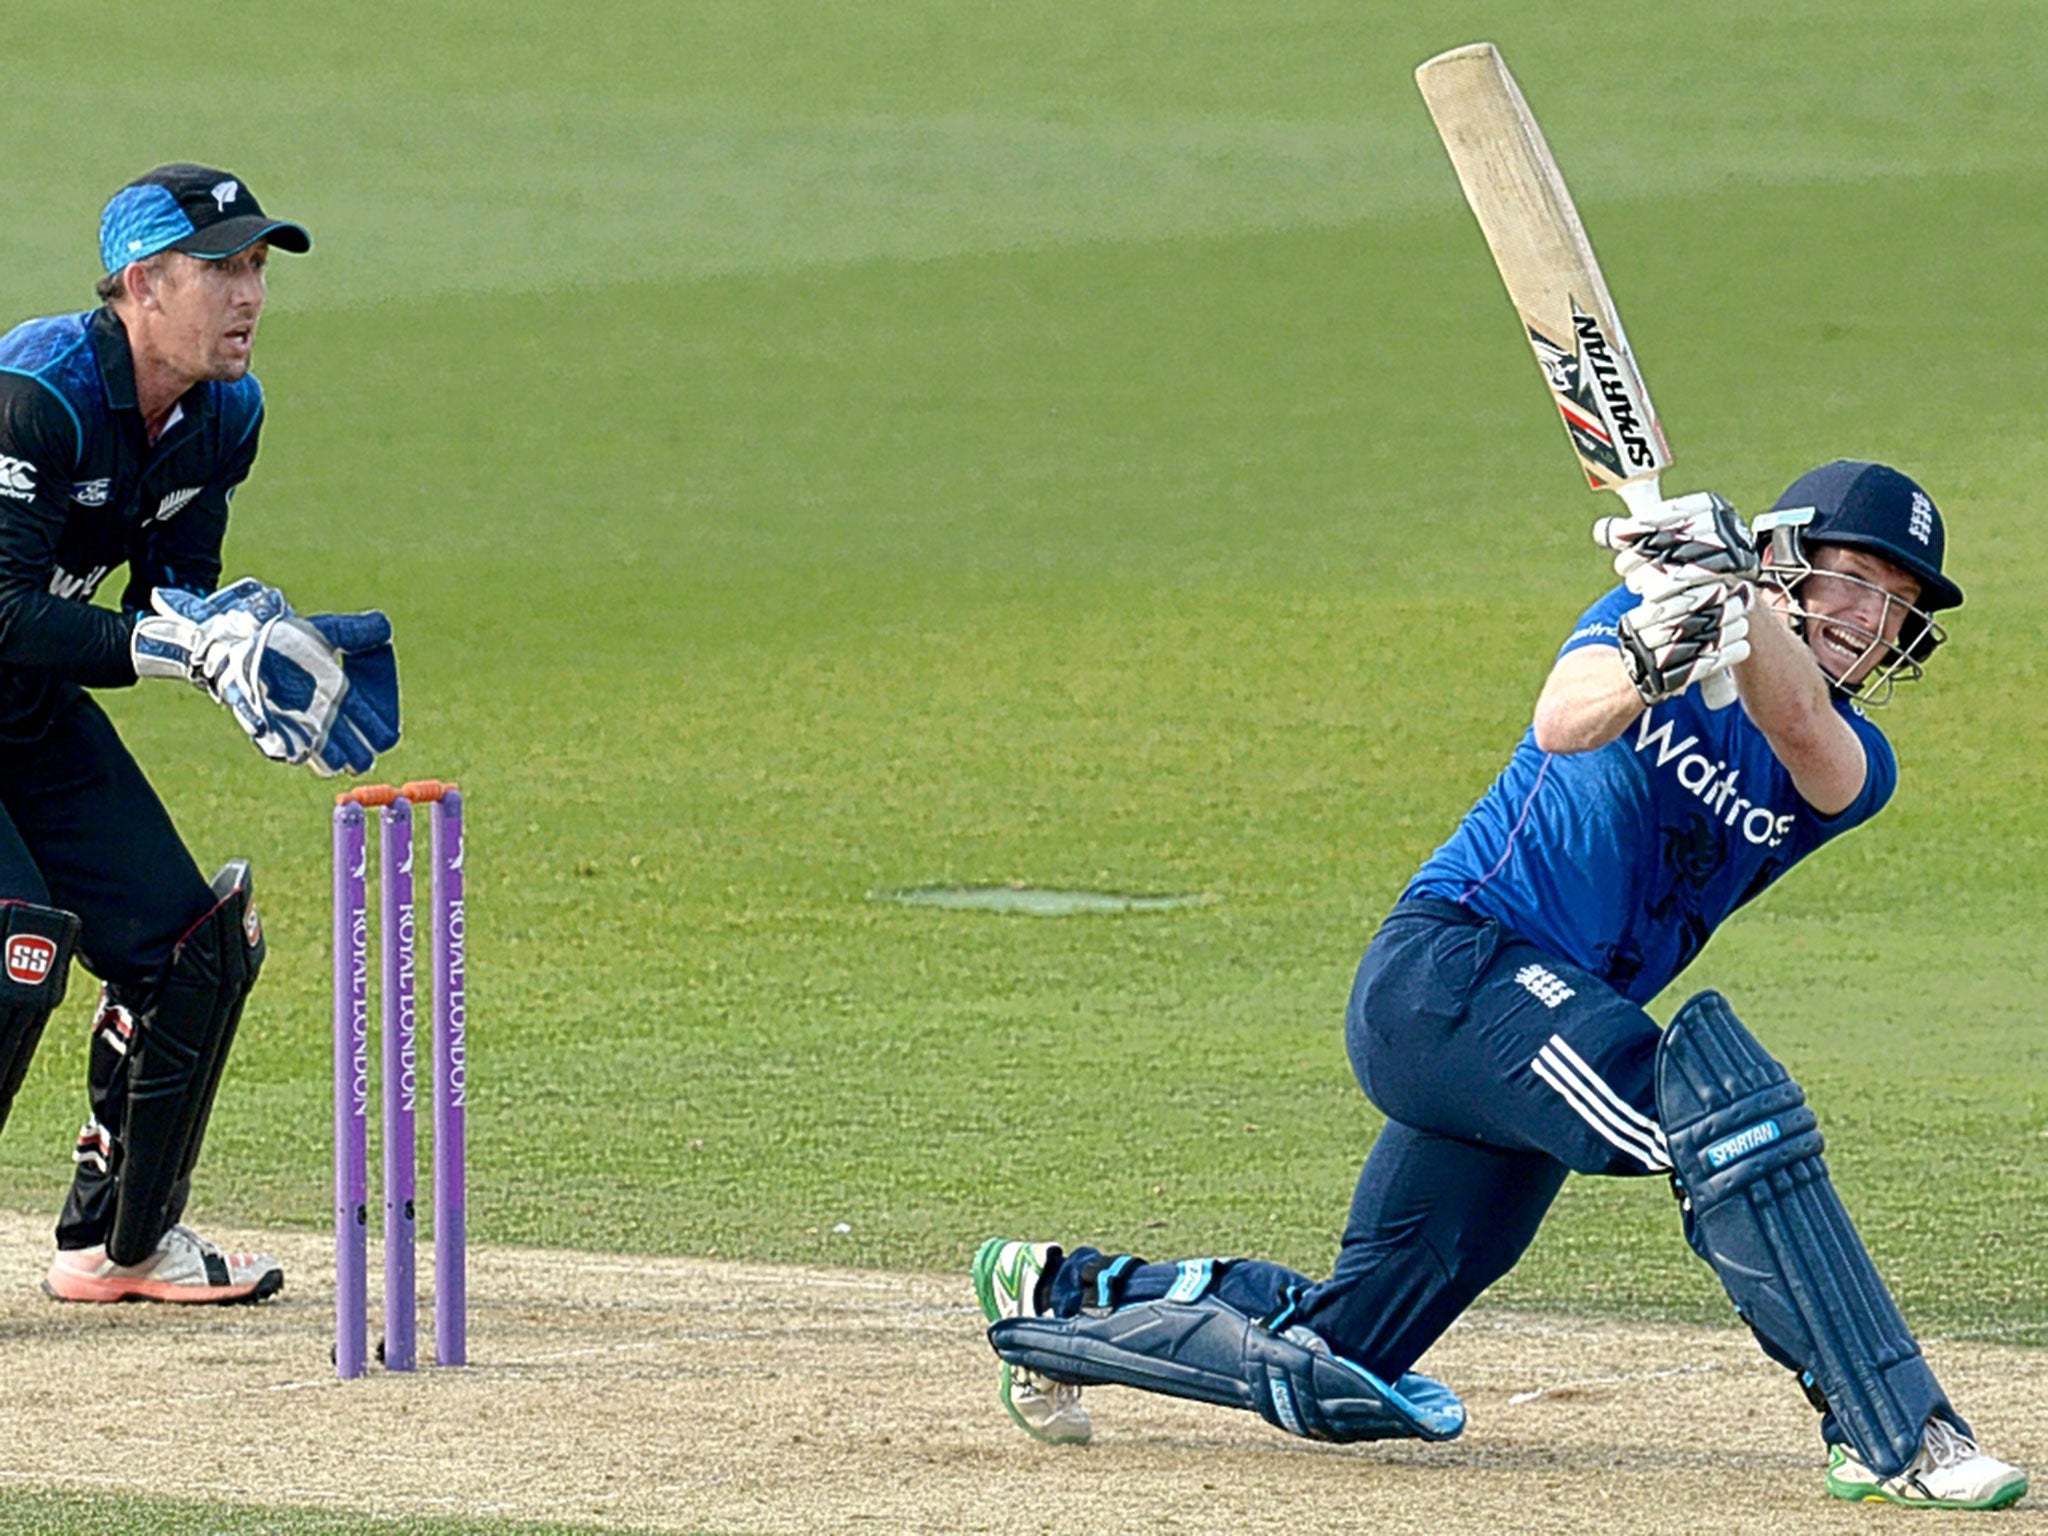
[1415, 41, 1735, 708]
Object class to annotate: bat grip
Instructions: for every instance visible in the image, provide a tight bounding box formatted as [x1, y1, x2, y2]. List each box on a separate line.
[1614, 477, 1738, 711]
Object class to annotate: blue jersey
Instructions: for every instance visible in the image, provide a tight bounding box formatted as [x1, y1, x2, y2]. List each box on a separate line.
[1404, 586, 1896, 1003]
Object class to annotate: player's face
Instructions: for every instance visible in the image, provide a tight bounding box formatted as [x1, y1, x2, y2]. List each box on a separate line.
[1795, 545, 1922, 687]
[148, 245, 270, 383]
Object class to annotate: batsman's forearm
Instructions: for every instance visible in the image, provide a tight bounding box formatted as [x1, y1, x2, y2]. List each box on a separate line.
[1731, 601, 1833, 739]
[1533, 648, 1644, 754]
[1731, 600, 1866, 814]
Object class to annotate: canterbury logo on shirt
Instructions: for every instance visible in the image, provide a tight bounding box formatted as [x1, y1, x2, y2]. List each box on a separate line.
[1632, 710, 1795, 848]
[0, 454, 36, 500]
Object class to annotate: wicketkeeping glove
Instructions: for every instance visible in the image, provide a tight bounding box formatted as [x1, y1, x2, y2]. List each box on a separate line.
[131, 581, 401, 775]
[1594, 491, 1761, 594]
[130, 577, 286, 688]
[1616, 568, 1752, 705]
[295, 610, 401, 777]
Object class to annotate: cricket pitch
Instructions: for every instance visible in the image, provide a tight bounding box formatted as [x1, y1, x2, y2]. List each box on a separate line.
[0, 1211, 2038, 1533]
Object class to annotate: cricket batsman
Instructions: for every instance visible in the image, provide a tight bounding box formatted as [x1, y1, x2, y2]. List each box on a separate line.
[0, 164, 399, 1303]
[974, 465, 2028, 1508]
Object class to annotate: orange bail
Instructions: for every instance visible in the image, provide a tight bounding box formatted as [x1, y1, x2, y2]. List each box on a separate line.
[334, 780, 459, 808]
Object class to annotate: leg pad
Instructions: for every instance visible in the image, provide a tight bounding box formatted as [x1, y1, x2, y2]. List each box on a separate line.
[1658, 990, 1954, 1480]
[991, 1297, 1464, 1443]
[107, 862, 265, 1265]
[0, 902, 82, 1132]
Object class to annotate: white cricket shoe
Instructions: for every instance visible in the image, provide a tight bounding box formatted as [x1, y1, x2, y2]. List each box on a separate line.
[972, 1237, 1092, 1445]
[1826, 1416, 2028, 1509]
[44, 1223, 284, 1305]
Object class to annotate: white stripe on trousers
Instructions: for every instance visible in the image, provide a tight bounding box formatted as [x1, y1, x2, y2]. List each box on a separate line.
[1531, 1036, 1671, 1172]
[1544, 1034, 1669, 1158]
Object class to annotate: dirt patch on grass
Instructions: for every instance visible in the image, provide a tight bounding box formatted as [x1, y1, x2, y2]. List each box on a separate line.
[0, 1211, 2037, 1533]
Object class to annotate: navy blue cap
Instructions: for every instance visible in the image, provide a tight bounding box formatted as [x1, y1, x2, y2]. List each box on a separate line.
[1769, 460, 1963, 613]
[99, 163, 311, 274]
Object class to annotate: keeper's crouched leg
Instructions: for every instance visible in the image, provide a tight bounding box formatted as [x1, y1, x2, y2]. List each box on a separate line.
[44, 863, 282, 1306]
[990, 1296, 1465, 1443]
[0, 902, 83, 1132]
[51, 861, 267, 1268]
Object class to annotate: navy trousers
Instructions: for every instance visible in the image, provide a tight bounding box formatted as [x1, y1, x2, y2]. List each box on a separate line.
[1051, 897, 1670, 1379]
[0, 686, 213, 985]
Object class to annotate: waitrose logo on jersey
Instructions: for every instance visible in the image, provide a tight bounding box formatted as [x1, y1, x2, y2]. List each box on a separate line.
[1632, 710, 1795, 848]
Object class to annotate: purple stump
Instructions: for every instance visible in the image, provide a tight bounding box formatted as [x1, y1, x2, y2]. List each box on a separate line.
[332, 802, 370, 1380]
[431, 790, 468, 1365]
[380, 797, 419, 1371]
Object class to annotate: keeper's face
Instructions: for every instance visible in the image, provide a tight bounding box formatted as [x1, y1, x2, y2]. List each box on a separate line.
[140, 244, 270, 384]
[1792, 545, 1922, 688]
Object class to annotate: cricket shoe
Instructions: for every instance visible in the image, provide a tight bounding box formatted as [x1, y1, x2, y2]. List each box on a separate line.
[972, 1237, 1091, 1445]
[1825, 1417, 2028, 1510]
[43, 1223, 284, 1305]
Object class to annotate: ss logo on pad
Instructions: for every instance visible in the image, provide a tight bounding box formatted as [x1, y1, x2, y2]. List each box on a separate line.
[6, 935, 57, 985]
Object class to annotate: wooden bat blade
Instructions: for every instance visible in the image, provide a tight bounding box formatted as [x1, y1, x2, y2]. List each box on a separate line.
[1416, 42, 1671, 492]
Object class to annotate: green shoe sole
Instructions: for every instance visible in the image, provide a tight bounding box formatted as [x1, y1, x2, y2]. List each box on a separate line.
[1825, 1471, 2028, 1510]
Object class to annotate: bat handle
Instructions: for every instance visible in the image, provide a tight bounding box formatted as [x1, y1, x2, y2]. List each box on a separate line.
[1613, 477, 1738, 711]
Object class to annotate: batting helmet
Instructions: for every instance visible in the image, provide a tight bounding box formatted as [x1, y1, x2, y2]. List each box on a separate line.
[1753, 460, 1962, 701]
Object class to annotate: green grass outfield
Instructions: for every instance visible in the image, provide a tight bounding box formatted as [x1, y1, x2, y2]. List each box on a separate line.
[0, 1, 2044, 1526]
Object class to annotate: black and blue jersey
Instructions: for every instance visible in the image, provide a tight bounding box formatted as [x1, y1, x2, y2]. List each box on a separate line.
[0, 305, 261, 734]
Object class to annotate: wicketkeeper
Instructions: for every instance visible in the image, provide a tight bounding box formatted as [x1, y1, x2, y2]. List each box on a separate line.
[975, 465, 2028, 1509]
[0, 164, 399, 1303]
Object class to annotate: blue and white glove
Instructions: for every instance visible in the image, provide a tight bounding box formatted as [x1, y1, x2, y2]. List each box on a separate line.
[131, 581, 401, 775]
[293, 610, 402, 777]
[131, 577, 287, 700]
[161, 575, 293, 627]
[133, 584, 288, 753]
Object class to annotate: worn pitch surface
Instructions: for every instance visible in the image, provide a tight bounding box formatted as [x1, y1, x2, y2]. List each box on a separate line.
[0, 1214, 2038, 1533]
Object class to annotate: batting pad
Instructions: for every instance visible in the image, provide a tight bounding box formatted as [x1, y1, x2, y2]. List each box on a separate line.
[1658, 990, 1956, 1480]
[990, 1298, 1465, 1443]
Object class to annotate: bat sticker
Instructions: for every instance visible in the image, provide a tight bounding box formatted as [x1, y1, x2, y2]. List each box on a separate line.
[1524, 303, 1660, 486]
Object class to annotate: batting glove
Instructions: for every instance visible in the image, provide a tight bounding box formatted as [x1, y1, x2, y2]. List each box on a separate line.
[1617, 570, 1752, 705]
[1594, 491, 1761, 594]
